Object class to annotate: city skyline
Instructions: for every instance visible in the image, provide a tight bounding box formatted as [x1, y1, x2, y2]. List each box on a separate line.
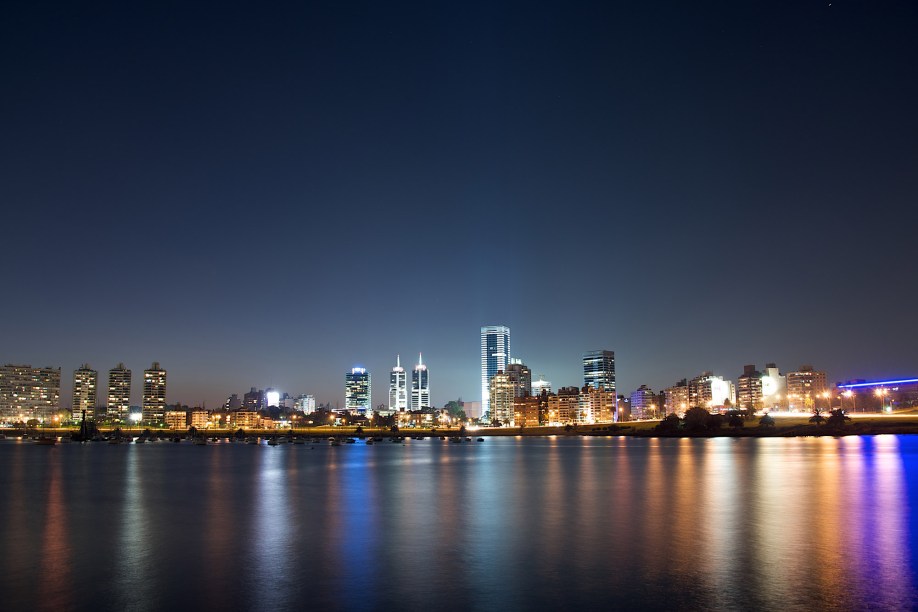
[2, 2, 916, 412]
[2, 341, 909, 416]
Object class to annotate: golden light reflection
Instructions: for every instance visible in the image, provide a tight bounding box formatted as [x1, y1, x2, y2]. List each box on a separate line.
[203, 447, 233, 608]
[39, 456, 72, 609]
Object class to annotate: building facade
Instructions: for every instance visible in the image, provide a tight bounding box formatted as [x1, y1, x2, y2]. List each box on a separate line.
[786, 365, 828, 411]
[142, 362, 167, 424]
[506, 359, 532, 399]
[578, 385, 616, 423]
[760, 363, 786, 410]
[546, 386, 580, 424]
[688, 372, 736, 411]
[630, 385, 656, 420]
[531, 375, 552, 396]
[243, 388, 265, 411]
[737, 365, 763, 412]
[489, 370, 514, 425]
[165, 410, 187, 429]
[389, 355, 407, 412]
[107, 363, 132, 421]
[345, 367, 371, 414]
[71, 364, 98, 421]
[0, 364, 61, 422]
[411, 354, 430, 410]
[583, 350, 615, 395]
[294, 394, 316, 413]
[513, 396, 541, 428]
[481, 325, 510, 420]
[664, 381, 689, 416]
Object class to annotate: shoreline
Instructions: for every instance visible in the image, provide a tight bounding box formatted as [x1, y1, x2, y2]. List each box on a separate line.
[5, 415, 918, 441]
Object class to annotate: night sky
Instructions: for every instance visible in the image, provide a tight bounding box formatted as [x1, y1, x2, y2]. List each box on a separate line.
[2, 1, 916, 410]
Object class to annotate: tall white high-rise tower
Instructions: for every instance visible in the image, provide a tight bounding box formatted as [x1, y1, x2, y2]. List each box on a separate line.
[389, 355, 408, 412]
[411, 353, 430, 410]
[481, 325, 510, 420]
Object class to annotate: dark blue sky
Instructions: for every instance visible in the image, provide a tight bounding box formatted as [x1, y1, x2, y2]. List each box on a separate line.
[2, 1, 916, 409]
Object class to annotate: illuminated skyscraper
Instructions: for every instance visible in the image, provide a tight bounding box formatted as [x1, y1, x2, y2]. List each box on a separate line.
[411, 353, 430, 410]
[71, 364, 97, 421]
[345, 367, 371, 414]
[583, 350, 615, 395]
[389, 355, 407, 412]
[107, 363, 132, 421]
[481, 325, 510, 419]
[142, 362, 167, 424]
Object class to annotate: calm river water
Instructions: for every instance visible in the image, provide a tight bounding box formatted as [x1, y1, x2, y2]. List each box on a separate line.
[1, 435, 917, 611]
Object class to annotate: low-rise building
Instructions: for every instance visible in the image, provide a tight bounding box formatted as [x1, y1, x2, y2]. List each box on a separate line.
[513, 396, 540, 428]
[578, 386, 616, 423]
[630, 385, 656, 420]
[786, 365, 828, 411]
[664, 381, 689, 416]
[189, 410, 209, 429]
[233, 411, 260, 429]
[165, 410, 187, 429]
[547, 386, 580, 424]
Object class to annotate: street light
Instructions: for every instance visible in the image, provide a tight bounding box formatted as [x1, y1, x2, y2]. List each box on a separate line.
[875, 388, 890, 413]
[821, 391, 832, 412]
[843, 390, 855, 412]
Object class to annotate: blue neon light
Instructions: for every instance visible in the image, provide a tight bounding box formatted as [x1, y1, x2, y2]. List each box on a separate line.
[838, 378, 918, 389]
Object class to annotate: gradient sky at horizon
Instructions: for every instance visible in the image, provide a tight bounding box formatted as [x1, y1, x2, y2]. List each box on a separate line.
[2, 1, 917, 409]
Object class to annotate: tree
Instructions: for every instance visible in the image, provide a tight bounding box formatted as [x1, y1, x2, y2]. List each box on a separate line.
[809, 409, 826, 426]
[758, 413, 775, 428]
[459, 425, 467, 437]
[655, 413, 682, 433]
[684, 407, 712, 432]
[826, 409, 851, 428]
[728, 412, 745, 429]
[443, 400, 465, 419]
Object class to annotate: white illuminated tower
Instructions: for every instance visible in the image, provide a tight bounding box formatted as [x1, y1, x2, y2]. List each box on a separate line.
[389, 355, 408, 412]
[411, 353, 430, 410]
[481, 325, 510, 420]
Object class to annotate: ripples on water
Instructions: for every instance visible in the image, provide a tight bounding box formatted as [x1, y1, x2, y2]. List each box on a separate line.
[0, 436, 916, 611]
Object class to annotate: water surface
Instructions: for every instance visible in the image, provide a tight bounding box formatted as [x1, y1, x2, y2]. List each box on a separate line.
[1, 435, 916, 611]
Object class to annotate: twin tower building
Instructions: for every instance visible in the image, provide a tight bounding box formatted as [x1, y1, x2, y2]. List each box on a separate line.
[388, 354, 429, 412]
[345, 354, 430, 414]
